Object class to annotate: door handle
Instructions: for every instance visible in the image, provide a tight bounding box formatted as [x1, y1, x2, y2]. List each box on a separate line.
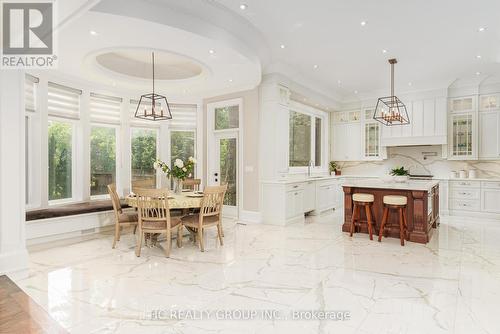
[214, 172, 219, 177]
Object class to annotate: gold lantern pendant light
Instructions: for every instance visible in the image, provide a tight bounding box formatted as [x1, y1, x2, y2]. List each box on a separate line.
[373, 58, 409, 126]
[134, 52, 172, 121]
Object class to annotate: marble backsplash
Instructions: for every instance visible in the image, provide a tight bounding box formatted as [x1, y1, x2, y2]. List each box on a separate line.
[338, 146, 500, 179]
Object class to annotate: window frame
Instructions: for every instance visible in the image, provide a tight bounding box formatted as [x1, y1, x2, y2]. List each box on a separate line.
[89, 122, 120, 200]
[130, 126, 160, 190]
[288, 101, 327, 173]
[47, 117, 78, 206]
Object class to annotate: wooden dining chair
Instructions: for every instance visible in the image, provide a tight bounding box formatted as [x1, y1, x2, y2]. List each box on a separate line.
[134, 188, 183, 257]
[180, 184, 227, 252]
[108, 184, 138, 249]
[183, 178, 201, 191]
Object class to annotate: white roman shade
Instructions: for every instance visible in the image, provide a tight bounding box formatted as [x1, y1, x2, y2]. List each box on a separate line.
[90, 92, 123, 124]
[48, 82, 82, 119]
[25, 74, 39, 113]
[170, 104, 197, 128]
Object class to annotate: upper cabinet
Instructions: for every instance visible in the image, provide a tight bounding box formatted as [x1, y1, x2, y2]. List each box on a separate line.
[479, 94, 500, 111]
[331, 110, 362, 161]
[362, 107, 385, 160]
[478, 111, 500, 159]
[449, 112, 477, 159]
[449, 96, 476, 113]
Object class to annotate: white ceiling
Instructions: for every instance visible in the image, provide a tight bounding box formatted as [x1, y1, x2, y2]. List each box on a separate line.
[56, 0, 500, 103]
[215, 0, 500, 100]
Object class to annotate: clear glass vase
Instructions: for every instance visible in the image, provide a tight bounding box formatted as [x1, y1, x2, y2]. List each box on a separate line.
[173, 178, 183, 195]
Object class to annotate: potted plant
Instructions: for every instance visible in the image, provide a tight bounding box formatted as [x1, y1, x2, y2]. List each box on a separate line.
[329, 161, 341, 176]
[390, 166, 410, 183]
[154, 157, 196, 194]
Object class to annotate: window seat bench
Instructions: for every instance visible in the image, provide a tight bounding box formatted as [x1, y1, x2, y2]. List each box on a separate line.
[26, 200, 130, 221]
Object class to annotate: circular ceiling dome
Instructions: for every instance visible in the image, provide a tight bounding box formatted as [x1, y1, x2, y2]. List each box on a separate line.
[95, 49, 204, 80]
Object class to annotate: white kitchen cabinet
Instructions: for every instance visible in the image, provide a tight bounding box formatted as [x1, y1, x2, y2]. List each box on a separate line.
[363, 122, 381, 159]
[449, 96, 476, 113]
[303, 181, 316, 212]
[286, 189, 304, 219]
[449, 112, 477, 159]
[332, 122, 361, 161]
[479, 111, 499, 159]
[481, 188, 500, 213]
[479, 94, 500, 111]
[262, 178, 339, 225]
[315, 179, 337, 212]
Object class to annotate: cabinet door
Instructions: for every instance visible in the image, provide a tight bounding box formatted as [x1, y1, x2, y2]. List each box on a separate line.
[449, 96, 476, 113]
[481, 189, 500, 213]
[332, 124, 346, 160]
[303, 181, 316, 212]
[347, 123, 362, 161]
[479, 94, 500, 111]
[450, 113, 476, 159]
[364, 122, 380, 159]
[478, 111, 499, 159]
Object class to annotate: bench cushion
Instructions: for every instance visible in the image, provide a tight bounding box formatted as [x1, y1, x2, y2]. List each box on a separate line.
[26, 200, 130, 221]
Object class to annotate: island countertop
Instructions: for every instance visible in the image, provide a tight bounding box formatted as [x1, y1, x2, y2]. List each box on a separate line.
[342, 179, 439, 191]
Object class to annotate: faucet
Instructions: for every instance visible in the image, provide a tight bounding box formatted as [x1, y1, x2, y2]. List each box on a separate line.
[308, 160, 314, 177]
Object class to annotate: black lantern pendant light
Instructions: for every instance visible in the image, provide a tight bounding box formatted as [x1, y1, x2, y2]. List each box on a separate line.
[134, 52, 172, 121]
[373, 58, 409, 126]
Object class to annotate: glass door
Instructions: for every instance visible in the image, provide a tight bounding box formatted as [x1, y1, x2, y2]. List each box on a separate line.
[451, 113, 473, 157]
[211, 133, 238, 217]
[364, 122, 380, 158]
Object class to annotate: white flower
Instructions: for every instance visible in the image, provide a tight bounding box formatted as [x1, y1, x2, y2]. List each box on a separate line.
[182, 167, 187, 172]
[174, 159, 184, 168]
[188, 157, 197, 164]
[153, 161, 160, 170]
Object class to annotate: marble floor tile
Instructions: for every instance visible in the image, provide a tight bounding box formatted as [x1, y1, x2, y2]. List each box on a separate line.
[9, 212, 500, 333]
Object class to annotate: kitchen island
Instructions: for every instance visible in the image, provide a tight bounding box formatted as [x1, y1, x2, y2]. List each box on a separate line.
[342, 179, 439, 244]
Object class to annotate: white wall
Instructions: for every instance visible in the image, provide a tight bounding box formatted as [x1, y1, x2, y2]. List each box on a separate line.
[0, 71, 29, 274]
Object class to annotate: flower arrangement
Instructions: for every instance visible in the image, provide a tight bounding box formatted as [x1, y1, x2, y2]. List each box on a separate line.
[329, 161, 342, 175]
[154, 157, 196, 181]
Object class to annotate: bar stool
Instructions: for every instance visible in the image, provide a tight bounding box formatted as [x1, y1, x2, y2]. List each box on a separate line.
[378, 195, 408, 246]
[350, 193, 376, 240]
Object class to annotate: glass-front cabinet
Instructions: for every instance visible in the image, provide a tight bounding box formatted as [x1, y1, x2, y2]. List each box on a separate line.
[362, 108, 382, 160]
[449, 113, 476, 159]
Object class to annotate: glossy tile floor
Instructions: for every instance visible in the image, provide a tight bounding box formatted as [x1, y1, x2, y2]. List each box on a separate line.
[10, 212, 500, 334]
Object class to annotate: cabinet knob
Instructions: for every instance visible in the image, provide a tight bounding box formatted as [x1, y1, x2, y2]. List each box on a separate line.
[294, 192, 298, 195]
[293, 185, 298, 188]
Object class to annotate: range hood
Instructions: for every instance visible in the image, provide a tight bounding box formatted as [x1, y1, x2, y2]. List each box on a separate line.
[381, 135, 447, 147]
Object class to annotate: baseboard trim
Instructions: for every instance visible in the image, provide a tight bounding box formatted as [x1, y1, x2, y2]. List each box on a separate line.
[240, 210, 262, 224]
[0, 249, 29, 275]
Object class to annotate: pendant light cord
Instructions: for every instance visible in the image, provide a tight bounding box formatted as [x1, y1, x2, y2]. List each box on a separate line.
[152, 52, 155, 95]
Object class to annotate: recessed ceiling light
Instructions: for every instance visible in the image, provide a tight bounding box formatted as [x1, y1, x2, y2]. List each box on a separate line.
[360, 21, 367, 26]
[382, 49, 387, 54]
[476, 55, 482, 59]
[90, 30, 98, 36]
[354, 90, 358, 94]
[313, 64, 319, 69]
[239, 3, 248, 10]
[280, 44, 286, 49]
[337, 80, 342, 86]
[303, 98, 307, 101]
[478, 27, 486, 32]
[408, 82, 412, 86]
[228, 79, 233, 82]
[209, 49, 215, 54]
[476, 71, 481, 76]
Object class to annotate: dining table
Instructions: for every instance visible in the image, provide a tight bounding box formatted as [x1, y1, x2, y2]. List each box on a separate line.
[125, 191, 205, 246]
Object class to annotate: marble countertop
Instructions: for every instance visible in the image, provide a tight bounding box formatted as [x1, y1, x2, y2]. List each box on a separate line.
[261, 175, 378, 185]
[342, 179, 440, 191]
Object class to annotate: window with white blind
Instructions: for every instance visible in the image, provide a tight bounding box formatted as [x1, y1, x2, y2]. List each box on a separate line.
[25, 74, 38, 113]
[48, 82, 82, 119]
[90, 93, 123, 124]
[170, 104, 197, 128]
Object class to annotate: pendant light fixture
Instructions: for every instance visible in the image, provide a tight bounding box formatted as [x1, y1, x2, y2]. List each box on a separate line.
[134, 52, 172, 121]
[373, 58, 409, 126]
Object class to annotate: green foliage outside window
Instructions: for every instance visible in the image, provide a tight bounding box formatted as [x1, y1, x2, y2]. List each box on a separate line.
[131, 128, 157, 189]
[289, 111, 311, 167]
[48, 121, 72, 200]
[90, 127, 116, 196]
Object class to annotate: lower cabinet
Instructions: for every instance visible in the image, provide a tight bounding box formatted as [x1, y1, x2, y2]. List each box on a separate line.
[481, 181, 500, 213]
[261, 178, 339, 225]
[448, 180, 500, 216]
